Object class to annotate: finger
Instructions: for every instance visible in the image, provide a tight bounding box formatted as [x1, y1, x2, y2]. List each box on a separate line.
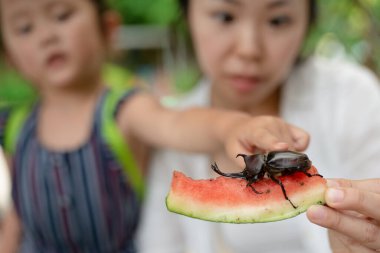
[325, 187, 380, 221]
[339, 210, 368, 219]
[224, 127, 289, 169]
[225, 140, 252, 169]
[270, 121, 296, 150]
[249, 128, 290, 152]
[288, 124, 310, 151]
[272, 141, 291, 151]
[307, 205, 380, 250]
[328, 230, 375, 253]
[328, 179, 380, 194]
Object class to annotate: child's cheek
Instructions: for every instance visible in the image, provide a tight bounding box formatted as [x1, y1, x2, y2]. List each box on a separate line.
[9, 43, 40, 80]
[67, 19, 105, 64]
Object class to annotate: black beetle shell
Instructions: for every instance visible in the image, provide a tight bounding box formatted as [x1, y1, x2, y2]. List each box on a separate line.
[265, 151, 311, 173]
[243, 154, 265, 177]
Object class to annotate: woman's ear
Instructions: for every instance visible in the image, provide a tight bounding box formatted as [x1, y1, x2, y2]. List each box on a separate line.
[102, 10, 122, 49]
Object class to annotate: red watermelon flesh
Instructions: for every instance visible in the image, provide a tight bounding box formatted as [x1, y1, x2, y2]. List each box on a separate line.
[166, 166, 326, 223]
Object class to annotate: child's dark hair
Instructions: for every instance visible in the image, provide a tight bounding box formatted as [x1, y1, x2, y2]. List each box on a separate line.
[92, 0, 108, 17]
[178, 0, 318, 26]
[0, 0, 109, 52]
[91, 0, 109, 34]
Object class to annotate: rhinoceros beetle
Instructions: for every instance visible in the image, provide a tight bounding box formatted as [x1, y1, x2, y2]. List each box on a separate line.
[211, 151, 322, 209]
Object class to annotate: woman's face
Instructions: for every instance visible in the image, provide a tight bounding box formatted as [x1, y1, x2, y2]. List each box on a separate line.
[188, 0, 309, 110]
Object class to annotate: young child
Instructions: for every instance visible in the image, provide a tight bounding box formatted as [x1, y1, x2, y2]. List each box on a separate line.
[137, 0, 380, 253]
[0, 0, 309, 252]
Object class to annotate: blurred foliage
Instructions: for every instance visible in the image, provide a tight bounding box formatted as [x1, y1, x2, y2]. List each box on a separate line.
[304, 0, 380, 74]
[1, 0, 379, 104]
[0, 64, 36, 107]
[0, 63, 136, 107]
[109, 0, 179, 25]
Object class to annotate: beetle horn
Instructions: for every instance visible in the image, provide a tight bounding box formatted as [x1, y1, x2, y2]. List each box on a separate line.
[211, 162, 245, 178]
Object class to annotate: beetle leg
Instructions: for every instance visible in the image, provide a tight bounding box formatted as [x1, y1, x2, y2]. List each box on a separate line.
[268, 174, 297, 209]
[246, 181, 263, 194]
[302, 171, 323, 178]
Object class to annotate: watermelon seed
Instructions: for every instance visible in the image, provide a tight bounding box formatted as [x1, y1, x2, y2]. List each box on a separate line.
[300, 182, 305, 186]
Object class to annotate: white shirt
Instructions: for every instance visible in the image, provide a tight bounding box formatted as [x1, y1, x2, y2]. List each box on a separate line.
[0, 148, 11, 218]
[137, 57, 380, 253]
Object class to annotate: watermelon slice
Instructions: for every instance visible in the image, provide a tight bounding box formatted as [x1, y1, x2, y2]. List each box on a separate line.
[166, 166, 326, 223]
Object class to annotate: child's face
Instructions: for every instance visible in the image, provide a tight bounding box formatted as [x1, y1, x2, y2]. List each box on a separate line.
[1, 0, 107, 88]
[188, 0, 309, 108]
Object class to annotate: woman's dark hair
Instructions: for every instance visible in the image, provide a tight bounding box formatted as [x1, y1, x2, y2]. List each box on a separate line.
[179, 0, 317, 27]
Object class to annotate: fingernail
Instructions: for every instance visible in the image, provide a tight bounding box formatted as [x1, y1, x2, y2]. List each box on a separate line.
[326, 179, 340, 188]
[274, 142, 289, 149]
[308, 205, 326, 221]
[327, 188, 344, 203]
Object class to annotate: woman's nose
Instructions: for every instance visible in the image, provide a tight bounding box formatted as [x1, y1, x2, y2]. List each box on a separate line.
[235, 25, 264, 61]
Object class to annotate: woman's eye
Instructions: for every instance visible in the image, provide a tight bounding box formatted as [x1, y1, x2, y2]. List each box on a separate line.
[213, 12, 235, 24]
[269, 16, 291, 27]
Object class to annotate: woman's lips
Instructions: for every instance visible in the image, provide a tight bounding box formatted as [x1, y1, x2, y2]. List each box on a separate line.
[229, 75, 262, 93]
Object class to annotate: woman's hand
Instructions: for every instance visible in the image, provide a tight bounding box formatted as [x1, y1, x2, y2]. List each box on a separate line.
[307, 179, 380, 252]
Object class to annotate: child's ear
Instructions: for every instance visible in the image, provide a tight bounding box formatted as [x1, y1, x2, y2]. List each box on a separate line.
[103, 10, 122, 48]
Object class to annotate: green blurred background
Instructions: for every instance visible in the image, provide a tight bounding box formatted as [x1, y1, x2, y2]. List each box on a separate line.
[1, 0, 379, 106]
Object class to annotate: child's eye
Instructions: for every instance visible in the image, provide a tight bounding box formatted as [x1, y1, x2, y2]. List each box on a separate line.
[50, 3, 74, 23]
[16, 23, 33, 35]
[212, 11, 235, 24]
[55, 9, 73, 22]
[269, 16, 292, 27]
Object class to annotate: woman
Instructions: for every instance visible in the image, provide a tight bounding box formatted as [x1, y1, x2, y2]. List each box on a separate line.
[137, 0, 380, 252]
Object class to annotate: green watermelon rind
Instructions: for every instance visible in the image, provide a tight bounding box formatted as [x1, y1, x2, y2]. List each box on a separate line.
[166, 171, 326, 224]
[166, 187, 325, 223]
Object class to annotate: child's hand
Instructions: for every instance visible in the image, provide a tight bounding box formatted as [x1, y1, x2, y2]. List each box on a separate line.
[307, 179, 380, 252]
[123, 95, 308, 164]
[222, 115, 309, 168]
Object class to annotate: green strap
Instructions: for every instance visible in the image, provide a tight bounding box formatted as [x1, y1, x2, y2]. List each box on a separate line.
[102, 89, 145, 201]
[3, 91, 145, 200]
[4, 105, 30, 155]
